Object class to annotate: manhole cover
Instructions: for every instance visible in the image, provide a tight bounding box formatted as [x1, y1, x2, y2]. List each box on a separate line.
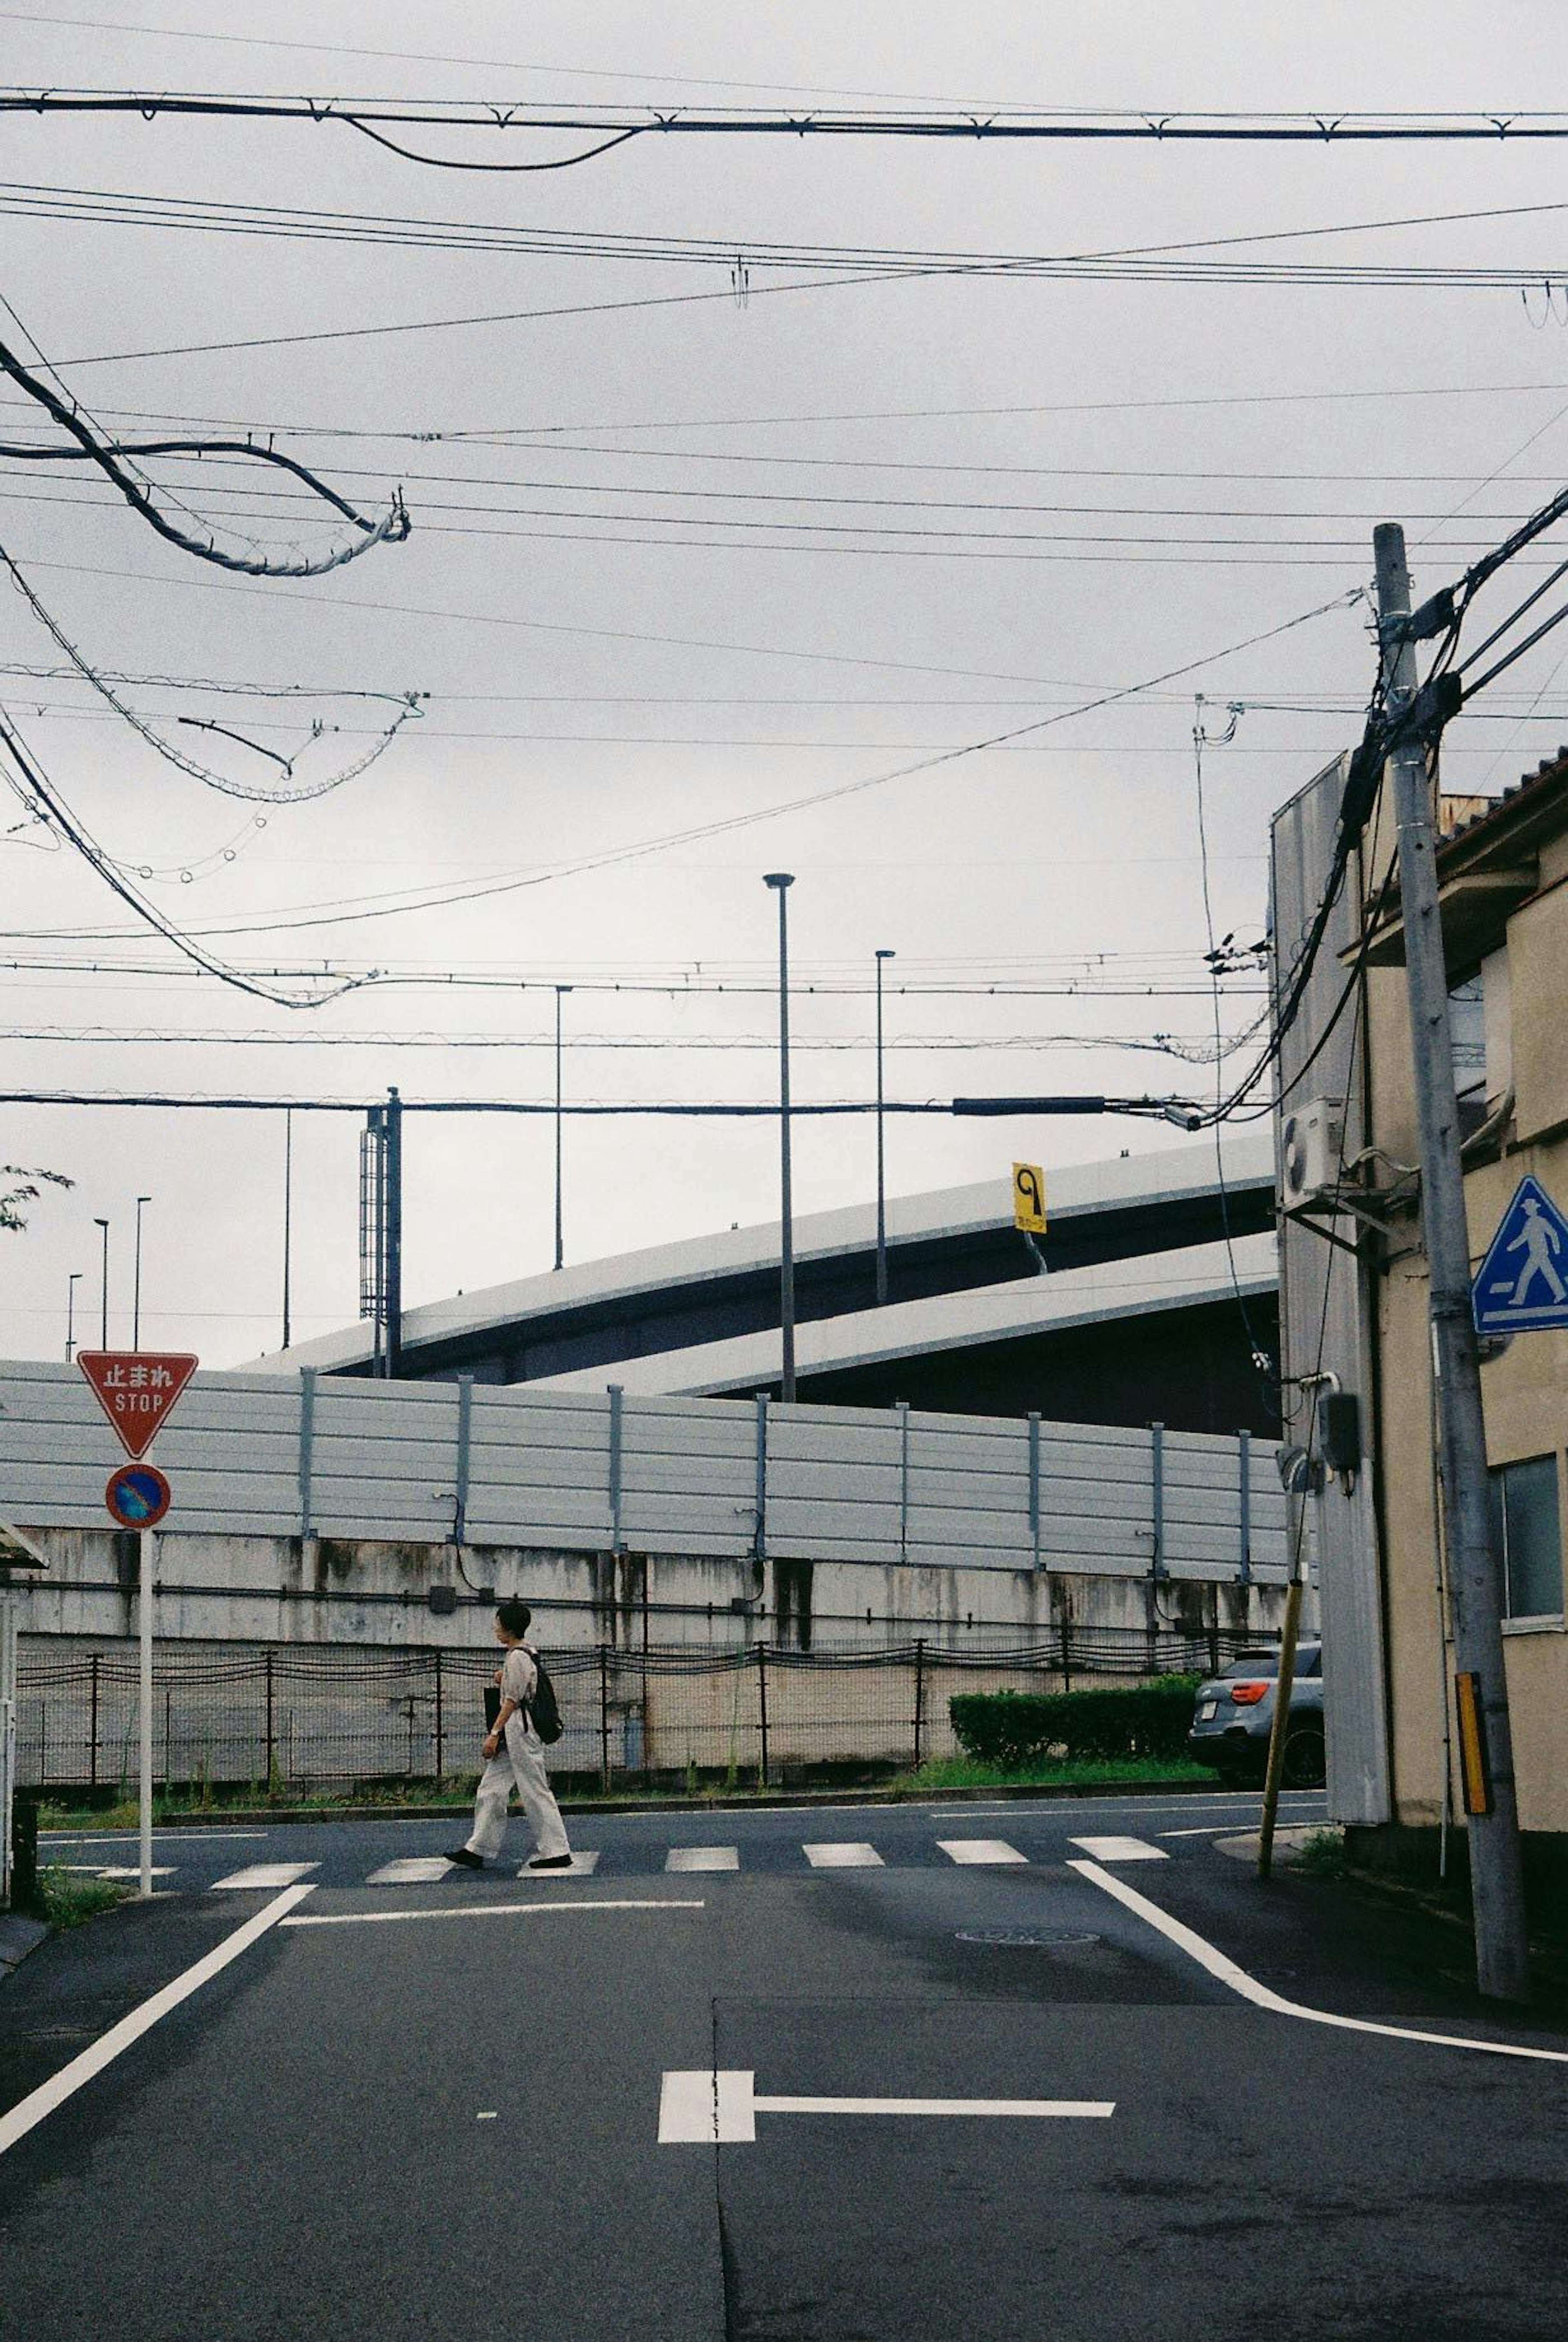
[954, 1928, 1100, 1950]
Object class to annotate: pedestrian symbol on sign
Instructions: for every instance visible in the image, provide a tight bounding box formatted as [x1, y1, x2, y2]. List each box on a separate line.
[1472, 1177, 1568, 1335]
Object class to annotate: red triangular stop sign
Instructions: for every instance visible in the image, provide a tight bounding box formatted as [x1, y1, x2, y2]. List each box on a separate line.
[78, 1350, 199, 1460]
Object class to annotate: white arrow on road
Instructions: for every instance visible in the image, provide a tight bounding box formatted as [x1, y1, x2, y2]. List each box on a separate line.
[659, 2069, 1114, 2143]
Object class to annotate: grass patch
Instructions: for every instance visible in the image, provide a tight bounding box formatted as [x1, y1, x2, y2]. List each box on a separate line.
[891, 1753, 1214, 1792]
[34, 1865, 128, 1928]
[1294, 1826, 1347, 1877]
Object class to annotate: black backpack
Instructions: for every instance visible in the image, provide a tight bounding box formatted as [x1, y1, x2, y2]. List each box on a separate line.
[523, 1647, 564, 1745]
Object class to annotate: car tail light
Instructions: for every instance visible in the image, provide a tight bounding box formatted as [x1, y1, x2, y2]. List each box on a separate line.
[1229, 1681, 1270, 1705]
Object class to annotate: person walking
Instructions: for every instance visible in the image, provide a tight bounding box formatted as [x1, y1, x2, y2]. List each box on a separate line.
[448, 1600, 574, 1872]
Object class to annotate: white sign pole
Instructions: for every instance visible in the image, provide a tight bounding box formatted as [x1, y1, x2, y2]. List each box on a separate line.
[138, 1527, 154, 1898]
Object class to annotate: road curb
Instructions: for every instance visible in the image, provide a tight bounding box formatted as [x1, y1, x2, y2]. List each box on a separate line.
[0, 1913, 50, 1985]
[41, 1775, 1237, 1832]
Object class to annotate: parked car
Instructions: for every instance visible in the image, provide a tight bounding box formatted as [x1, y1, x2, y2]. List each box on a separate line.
[1187, 1644, 1325, 1787]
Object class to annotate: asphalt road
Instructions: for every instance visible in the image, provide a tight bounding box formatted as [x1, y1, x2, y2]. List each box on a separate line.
[5, 1787, 1568, 2342]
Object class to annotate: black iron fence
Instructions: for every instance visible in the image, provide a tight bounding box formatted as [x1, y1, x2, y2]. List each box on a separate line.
[17, 1624, 1263, 1795]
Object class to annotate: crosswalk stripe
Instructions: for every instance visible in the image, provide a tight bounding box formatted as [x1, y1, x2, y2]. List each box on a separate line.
[69, 1865, 176, 1880]
[366, 1857, 455, 1885]
[802, 1842, 884, 1868]
[666, 1847, 739, 1872]
[517, 1851, 600, 1877]
[937, 1839, 1028, 1866]
[1068, 1836, 1168, 1863]
[210, 1862, 319, 1891]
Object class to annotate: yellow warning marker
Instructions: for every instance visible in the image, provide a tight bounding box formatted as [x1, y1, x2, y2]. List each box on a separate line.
[1012, 1162, 1047, 1235]
[1454, 1671, 1492, 1817]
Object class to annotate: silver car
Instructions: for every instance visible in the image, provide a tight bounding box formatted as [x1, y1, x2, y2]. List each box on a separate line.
[1187, 1644, 1325, 1787]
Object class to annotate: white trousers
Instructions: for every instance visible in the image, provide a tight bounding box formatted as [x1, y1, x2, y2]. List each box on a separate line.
[465, 1714, 572, 1862]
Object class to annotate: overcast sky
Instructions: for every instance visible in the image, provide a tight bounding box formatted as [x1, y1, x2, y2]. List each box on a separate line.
[3, 2, 1567, 1365]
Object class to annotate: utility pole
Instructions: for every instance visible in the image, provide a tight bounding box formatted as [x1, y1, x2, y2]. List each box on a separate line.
[764, 874, 797, 1402]
[93, 1215, 109, 1347]
[383, 1085, 403, 1379]
[132, 1193, 150, 1348]
[553, 985, 572, 1272]
[281, 1106, 293, 1351]
[875, 948, 895, 1306]
[65, 1268, 81, 1362]
[1373, 520, 1529, 2002]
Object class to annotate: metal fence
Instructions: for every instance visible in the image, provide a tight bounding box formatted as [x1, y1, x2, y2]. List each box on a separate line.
[17, 1625, 1267, 1794]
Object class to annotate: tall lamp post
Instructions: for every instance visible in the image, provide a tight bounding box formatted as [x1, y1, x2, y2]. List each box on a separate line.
[132, 1194, 151, 1348]
[874, 947, 896, 1306]
[65, 1269, 82, 1362]
[93, 1216, 109, 1348]
[553, 984, 573, 1272]
[764, 874, 796, 1402]
[281, 1107, 293, 1351]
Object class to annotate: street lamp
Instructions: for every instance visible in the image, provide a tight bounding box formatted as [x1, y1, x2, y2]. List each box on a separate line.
[874, 948, 896, 1307]
[553, 985, 573, 1272]
[93, 1217, 109, 1347]
[764, 874, 796, 1402]
[65, 1269, 82, 1362]
[133, 1194, 151, 1348]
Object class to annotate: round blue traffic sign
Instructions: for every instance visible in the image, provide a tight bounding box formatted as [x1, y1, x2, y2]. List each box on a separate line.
[105, 1464, 171, 1529]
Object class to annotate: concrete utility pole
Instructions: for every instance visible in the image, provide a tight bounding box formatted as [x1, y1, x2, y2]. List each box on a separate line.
[764, 874, 797, 1402]
[1373, 521, 1530, 2001]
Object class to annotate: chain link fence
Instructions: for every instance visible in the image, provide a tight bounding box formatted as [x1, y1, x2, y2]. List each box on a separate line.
[17, 1623, 1265, 1796]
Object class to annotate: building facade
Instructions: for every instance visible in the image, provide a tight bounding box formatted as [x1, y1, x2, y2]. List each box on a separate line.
[1278, 749, 1568, 1905]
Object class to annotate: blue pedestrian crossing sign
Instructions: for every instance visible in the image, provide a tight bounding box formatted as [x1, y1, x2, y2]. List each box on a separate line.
[1472, 1177, 1568, 1335]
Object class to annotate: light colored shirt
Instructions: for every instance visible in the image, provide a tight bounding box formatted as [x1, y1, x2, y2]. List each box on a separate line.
[500, 1645, 539, 1736]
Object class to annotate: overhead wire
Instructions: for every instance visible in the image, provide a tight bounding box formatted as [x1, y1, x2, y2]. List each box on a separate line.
[0, 537, 424, 800]
[0, 324, 411, 574]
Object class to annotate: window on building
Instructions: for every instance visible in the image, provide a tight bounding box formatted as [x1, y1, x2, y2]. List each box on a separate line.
[1448, 972, 1486, 1108]
[1488, 1454, 1564, 1620]
[1448, 948, 1512, 1138]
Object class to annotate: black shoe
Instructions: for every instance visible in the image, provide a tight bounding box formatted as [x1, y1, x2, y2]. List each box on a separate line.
[527, 1854, 575, 1870]
[446, 1848, 486, 1869]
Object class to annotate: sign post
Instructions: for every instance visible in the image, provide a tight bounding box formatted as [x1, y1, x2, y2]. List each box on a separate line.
[77, 1350, 197, 1899]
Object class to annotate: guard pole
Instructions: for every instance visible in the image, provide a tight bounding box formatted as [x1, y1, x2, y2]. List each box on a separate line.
[1373, 523, 1529, 2001]
[1256, 1576, 1304, 1881]
[139, 1527, 155, 1898]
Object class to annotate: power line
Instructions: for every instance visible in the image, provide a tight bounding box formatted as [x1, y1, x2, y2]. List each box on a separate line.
[8, 90, 1568, 147]
[8, 589, 1364, 945]
[0, 325, 411, 574]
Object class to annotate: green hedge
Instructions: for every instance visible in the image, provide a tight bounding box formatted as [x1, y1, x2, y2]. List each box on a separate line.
[948, 1678, 1201, 1770]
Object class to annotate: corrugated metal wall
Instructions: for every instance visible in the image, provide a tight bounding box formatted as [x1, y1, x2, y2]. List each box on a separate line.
[0, 1362, 1288, 1585]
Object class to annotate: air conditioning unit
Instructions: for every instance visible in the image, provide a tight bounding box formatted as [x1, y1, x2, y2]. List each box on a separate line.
[1280, 1098, 1346, 1210]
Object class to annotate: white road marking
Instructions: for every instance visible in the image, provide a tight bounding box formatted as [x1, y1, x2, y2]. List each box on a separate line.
[476, 2111, 498, 2121]
[0, 1885, 312, 2161]
[518, 1851, 600, 1876]
[81, 1865, 177, 1881]
[281, 1897, 704, 1928]
[1158, 1827, 1238, 1838]
[937, 1839, 1027, 1865]
[1069, 1836, 1169, 1863]
[210, 1862, 320, 1891]
[666, 1846, 739, 1872]
[658, 2069, 1114, 2144]
[366, 1857, 454, 1885]
[802, 1843, 884, 1868]
[42, 1830, 269, 1845]
[1069, 1859, 1568, 2065]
